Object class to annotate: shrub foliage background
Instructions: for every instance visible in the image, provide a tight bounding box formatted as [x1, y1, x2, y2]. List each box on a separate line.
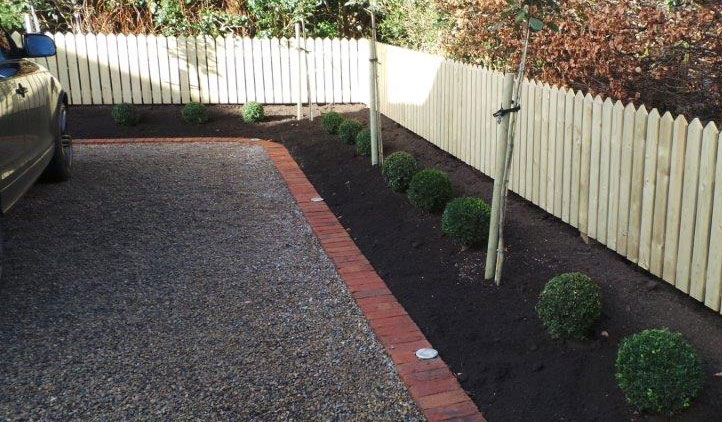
[615, 328, 702, 415]
[381, 151, 418, 192]
[536, 272, 601, 340]
[441, 197, 491, 247]
[407, 169, 453, 212]
[338, 119, 363, 145]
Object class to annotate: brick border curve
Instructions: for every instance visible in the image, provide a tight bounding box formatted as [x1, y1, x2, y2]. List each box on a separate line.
[77, 137, 487, 422]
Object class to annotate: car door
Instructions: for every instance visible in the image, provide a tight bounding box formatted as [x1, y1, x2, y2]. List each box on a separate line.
[0, 32, 35, 213]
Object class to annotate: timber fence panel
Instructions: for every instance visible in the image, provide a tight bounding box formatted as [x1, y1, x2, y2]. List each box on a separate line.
[20, 35, 722, 314]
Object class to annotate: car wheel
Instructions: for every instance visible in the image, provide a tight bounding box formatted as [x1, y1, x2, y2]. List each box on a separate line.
[42, 102, 73, 182]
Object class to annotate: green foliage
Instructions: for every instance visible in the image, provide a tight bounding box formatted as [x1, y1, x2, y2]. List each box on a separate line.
[242, 101, 265, 123]
[181, 102, 208, 124]
[0, 0, 24, 31]
[355, 128, 371, 156]
[441, 197, 491, 246]
[381, 151, 418, 192]
[615, 329, 702, 414]
[338, 119, 363, 145]
[377, 0, 450, 52]
[536, 272, 601, 340]
[322, 112, 344, 134]
[407, 169, 453, 212]
[111, 103, 141, 126]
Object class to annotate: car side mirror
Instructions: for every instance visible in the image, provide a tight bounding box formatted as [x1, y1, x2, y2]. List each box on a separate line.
[23, 33, 56, 58]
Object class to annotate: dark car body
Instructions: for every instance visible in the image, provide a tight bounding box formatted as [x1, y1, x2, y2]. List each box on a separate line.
[0, 29, 72, 277]
[0, 30, 69, 214]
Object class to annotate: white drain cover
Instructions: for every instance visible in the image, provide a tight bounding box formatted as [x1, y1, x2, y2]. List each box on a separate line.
[415, 348, 438, 360]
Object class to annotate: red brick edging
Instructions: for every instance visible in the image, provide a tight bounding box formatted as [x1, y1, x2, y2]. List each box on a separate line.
[77, 137, 487, 422]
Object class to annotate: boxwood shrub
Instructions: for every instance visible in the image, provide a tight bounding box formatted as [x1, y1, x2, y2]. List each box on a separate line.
[242, 101, 264, 123]
[407, 169, 453, 212]
[536, 272, 601, 340]
[381, 152, 418, 192]
[111, 103, 140, 126]
[181, 102, 208, 124]
[322, 111, 344, 134]
[355, 128, 371, 156]
[615, 329, 702, 415]
[338, 119, 363, 145]
[441, 197, 491, 247]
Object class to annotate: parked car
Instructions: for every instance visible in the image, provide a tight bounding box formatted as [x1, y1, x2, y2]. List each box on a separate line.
[0, 29, 72, 278]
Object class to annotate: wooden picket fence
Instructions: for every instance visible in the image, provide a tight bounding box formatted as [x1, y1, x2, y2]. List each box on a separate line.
[12, 32, 369, 106]
[376, 42, 722, 315]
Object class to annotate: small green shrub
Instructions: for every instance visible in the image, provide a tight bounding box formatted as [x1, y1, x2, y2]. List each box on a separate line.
[536, 272, 601, 340]
[111, 103, 140, 126]
[441, 197, 491, 247]
[355, 128, 371, 156]
[338, 119, 363, 145]
[381, 152, 418, 192]
[322, 112, 344, 134]
[181, 102, 208, 124]
[615, 329, 702, 415]
[407, 169, 453, 212]
[242, 101, 264, 123]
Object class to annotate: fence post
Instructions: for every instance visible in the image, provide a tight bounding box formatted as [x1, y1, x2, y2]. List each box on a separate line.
[295, 22, 303, 121]
[485, 73, 515, 281]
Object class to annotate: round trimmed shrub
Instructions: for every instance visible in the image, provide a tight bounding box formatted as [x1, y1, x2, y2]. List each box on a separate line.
[356, 128, 371, 156]
[441, 197, 491, 247]
[407, 169, 453, 212]
[615, 329, 702, 415]
[536, 272, 601, 340]
[381, 152, 418, 192]
[242, 101, 264, 123]
[338, 119, 363, 145]
[111, 103, 140, 126]
[181, 102, 208, 124]
[322, 112, 344, 134]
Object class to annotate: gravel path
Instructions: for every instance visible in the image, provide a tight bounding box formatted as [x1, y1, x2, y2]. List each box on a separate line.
[0, 143, 423, 421]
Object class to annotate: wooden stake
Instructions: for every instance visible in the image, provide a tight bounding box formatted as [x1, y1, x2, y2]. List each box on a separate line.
[368, 5, 380, 166]
[295, 22, 303, 121]
[485, 73, 515, 281]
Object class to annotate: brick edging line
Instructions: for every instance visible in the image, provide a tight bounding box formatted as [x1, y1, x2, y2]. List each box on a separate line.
[77, 137, 487, 422]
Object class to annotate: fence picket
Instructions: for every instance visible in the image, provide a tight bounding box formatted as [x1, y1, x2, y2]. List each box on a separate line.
[690, 123, 719, 301]
[588, 96, 603, 237]
[638, 109, 660, 269]
[663, 116, 689, 284]
[676, 119, 704, 293]
[157, 35, 172, 104]
[105, 34, 123, 103]
[215, 36, 228, 104]
[94, 34, 113, 104]
[597, 98, 614, 243]
[561, 89, 575, 223]
[705, 131, 722, 311]
[539, 84, 551, 210]
[650, 112, 674, 276]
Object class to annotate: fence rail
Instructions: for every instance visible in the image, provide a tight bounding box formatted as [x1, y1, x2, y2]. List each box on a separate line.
[12, 32, 369, 106]
[376, 42, 722, 315]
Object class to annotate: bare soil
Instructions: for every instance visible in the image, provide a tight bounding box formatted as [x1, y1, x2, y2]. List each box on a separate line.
[72, 104, 722, 422]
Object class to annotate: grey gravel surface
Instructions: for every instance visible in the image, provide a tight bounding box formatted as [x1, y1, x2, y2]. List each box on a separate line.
[0, 143, 424, 422]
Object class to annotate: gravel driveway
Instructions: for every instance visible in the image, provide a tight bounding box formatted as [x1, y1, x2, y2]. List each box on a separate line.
[0, 143, 423, 421]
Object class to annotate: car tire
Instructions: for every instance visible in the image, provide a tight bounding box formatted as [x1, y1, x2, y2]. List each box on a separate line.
[42, 101, 73, 182]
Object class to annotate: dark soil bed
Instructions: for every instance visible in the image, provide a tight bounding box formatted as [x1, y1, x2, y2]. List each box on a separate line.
[72, 104, 722, 422]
